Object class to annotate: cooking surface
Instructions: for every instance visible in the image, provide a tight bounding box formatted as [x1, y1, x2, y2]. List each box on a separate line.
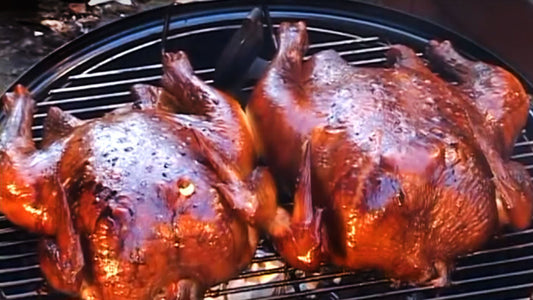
[1, 0, 533, 94]
[1, 1, 533, 299]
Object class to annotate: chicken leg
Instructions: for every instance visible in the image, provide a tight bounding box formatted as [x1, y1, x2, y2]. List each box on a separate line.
[387, 44, 533, 229]
[267, 141, 323, 271]
[427, 40, 530, 158]
[0, 86, 84, 294]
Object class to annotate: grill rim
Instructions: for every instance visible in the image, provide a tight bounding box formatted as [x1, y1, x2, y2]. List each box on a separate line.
[2, 0, 532, 101]
[1, 1, 533, 299]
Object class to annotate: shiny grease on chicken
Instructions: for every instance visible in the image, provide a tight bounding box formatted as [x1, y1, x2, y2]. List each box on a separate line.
[0, 52, 285, 299]
[247, 21, 533, 286]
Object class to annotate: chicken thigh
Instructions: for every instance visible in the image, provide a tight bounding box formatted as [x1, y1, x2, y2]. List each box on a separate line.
[0, 52, 279, 299]
[246, 21, 533, 285]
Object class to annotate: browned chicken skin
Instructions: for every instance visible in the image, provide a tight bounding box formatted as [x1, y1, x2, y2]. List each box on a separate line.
[247, 22, 533, 285]
[0, 52, 284, 299]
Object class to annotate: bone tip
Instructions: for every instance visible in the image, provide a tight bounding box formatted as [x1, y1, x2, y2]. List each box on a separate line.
[296, 21, 307, 31]
[162, 50, 193, 74]
[14, 84, 29, 95]
[163, 50, 188, 63]
[279, 21, 307, 34]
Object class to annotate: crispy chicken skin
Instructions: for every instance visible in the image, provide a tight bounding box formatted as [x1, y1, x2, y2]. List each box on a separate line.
[0, 52, 285, 300]
[246, 21, 533, 285]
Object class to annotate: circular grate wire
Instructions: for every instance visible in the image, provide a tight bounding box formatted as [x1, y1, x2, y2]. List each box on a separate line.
[1, 1, 533, 299]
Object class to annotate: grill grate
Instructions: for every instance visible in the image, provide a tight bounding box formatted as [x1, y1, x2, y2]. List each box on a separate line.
[2, 2, 533, 299]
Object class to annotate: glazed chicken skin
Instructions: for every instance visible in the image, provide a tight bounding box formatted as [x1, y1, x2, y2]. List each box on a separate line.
[247, 22, 533, 285]
[0, 52, 284, 300]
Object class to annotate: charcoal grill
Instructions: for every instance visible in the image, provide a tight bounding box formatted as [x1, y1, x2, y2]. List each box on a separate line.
[2, 0, 533, 299]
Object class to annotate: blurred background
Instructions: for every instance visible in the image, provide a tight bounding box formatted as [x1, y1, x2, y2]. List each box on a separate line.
[0, 0, 532, 95]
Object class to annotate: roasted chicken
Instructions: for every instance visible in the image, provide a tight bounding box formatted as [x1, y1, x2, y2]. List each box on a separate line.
[0, 52, 284, 300]
[246, 21, 533, 285]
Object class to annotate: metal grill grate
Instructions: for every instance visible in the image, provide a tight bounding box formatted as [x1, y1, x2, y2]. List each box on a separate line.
[2, 3, 533, 299]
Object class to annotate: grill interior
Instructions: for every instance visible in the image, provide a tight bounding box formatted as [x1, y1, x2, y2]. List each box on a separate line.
[2, 1, 533, 299]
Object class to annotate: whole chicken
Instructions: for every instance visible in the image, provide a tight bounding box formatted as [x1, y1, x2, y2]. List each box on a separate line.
[0, 52, 281, 299]
[246, 22, 533, 286]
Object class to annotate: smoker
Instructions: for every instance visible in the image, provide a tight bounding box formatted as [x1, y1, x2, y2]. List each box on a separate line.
[1, 1, 533, 299]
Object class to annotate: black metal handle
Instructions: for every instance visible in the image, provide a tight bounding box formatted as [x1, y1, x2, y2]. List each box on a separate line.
[213, 7, 265, 92]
